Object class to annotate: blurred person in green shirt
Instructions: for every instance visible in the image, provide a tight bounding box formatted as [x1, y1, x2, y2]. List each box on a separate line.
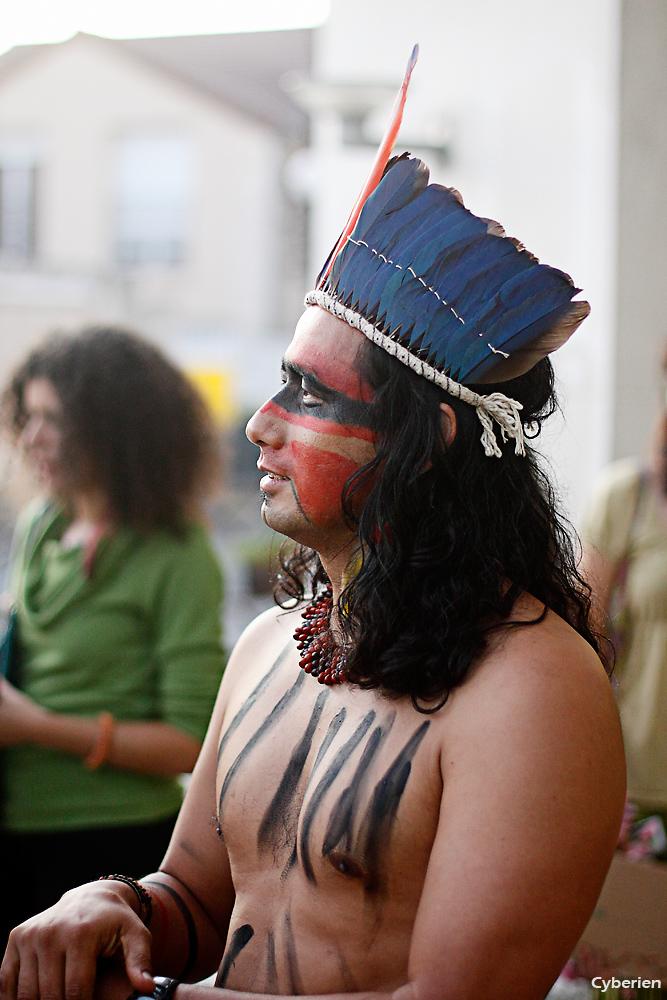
[0, 327, 226, 946]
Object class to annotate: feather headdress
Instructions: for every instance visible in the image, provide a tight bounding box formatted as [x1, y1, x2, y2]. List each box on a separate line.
[306, 47, 590, 457]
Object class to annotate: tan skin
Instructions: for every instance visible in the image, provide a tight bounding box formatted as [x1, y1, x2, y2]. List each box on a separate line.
[0, 377, 201, 775]
[0, 310, 626, 1000]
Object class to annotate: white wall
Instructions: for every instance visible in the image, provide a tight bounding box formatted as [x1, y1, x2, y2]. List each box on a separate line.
[306, 0, 621, 522]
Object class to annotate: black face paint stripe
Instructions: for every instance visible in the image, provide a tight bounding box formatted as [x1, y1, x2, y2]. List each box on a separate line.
[322, 715, 395, 858]
[289, 480, 313, 525]
[258, 688, 330, 854]
[217, 640, 292, 764]
[266, 929, 279, 994]
[144, 881, 198, 981]
[358, 720, 431, 894]
[218, 671, 307, 816]
[273, 369, 374, 430]
[215, 924, 255, 988]
[284, 911, 304, 996]
[299, 710, 376, 883]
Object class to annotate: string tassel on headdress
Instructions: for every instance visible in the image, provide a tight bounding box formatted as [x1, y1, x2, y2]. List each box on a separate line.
[306, 288, 525, 457]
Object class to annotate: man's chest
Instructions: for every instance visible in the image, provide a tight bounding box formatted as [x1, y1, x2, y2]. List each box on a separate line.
[215, 652, 442, 902]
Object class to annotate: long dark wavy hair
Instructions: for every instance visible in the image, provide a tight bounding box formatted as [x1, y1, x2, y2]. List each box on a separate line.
[277, 338, 605, 708]
[3, 326, 220, 533]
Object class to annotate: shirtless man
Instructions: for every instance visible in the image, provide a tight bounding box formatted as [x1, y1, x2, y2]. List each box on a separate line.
[0, 151, 625, 1000]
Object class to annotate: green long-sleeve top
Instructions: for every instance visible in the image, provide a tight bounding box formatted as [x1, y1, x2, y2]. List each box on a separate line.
[2, 502, 226, 833]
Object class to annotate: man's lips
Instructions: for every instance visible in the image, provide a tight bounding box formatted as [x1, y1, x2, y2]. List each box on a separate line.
[258, 466, 290, 491]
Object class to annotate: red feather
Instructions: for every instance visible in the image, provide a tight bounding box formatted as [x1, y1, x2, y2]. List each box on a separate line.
[318, 43, 419, 286]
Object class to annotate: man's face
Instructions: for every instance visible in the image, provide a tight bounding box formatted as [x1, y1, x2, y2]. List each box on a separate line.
[246, 307, 376, 555]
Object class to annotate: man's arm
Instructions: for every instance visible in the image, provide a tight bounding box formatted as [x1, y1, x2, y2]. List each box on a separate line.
[0, 599, 255, 1000]
[0, 733, 231, 1000]
[402, 612, 625, 1000]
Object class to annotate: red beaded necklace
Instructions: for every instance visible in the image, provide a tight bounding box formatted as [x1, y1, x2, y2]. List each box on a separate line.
[293, 585, 347, 685]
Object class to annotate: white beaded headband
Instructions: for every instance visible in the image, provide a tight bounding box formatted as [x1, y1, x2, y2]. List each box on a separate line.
[305, 289, 526, 459]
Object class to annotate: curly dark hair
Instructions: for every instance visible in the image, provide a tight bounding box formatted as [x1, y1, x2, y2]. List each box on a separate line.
[3, 325, 221, 532]
[277, 339, 604, 709]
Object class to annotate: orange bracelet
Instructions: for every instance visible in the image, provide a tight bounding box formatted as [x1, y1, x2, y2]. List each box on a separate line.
[84, 711, 114, 770]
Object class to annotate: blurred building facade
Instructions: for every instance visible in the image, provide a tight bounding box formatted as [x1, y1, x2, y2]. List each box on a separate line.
[0, 29, 311, 419]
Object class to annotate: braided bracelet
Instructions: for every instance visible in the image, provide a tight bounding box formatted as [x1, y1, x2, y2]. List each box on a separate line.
[98, 874, 153, 925]
[84, 711, 114, 770]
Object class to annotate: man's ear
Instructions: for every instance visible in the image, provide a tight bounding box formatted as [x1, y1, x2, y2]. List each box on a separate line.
[439, 402, 457, 447]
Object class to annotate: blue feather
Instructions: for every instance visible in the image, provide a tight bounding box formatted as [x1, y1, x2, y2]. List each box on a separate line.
[317, 155, 588, 387]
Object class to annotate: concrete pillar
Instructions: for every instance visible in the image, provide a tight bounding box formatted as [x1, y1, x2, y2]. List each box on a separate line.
[614, 0, 667, 459]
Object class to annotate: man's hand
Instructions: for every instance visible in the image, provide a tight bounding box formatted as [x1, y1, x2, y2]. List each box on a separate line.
[0, 882, 155, 1000]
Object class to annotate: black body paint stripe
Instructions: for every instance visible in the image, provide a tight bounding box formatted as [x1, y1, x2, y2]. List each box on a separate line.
[218, 671, 306, 815]
[258, 688, 329, 852]
[266, 929, 279, 994]
[322, 715, 395, 857]
[284, 911, 304, 996]
[310, 708, 346, 774]
[281, 842, 299, 879]
[217, 641, 292, 764]
[215, 924, 255, 988]
[146, 881, 198, 981]
[299, 710, 376, 883]
[359, 720, 431, 893]
[335, 944, 358, 993]
[282, 707, 346, 878]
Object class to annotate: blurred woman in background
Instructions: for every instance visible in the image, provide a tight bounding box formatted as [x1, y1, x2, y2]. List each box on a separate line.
[0, 326, 226, 944]
[582, 346, 667, 860]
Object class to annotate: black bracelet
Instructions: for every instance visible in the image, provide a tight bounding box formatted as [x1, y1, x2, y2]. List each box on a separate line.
[98, 874, 153, 925]
[127, 976, 181, 1000]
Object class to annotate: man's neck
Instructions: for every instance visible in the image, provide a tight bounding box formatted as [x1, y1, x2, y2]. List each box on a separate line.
[318, 539, 361, 605]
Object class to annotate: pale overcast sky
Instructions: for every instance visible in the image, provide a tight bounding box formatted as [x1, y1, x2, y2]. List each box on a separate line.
[0, 0, 330, 55]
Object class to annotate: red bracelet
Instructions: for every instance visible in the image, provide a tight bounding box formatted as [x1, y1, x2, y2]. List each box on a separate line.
[84, 711, 114, 770]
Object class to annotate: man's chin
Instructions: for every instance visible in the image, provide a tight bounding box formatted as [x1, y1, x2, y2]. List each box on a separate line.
[259, 494, 284, 532]
[259, 496, 313, 546]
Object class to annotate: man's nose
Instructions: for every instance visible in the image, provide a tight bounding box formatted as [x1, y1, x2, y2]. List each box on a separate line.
[246, 400, 283, 448]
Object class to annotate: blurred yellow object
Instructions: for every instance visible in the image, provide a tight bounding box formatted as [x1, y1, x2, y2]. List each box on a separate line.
[187, 368, 237, 427]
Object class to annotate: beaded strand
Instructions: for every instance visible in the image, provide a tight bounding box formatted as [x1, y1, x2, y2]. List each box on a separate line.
[293, 585, 346, 685]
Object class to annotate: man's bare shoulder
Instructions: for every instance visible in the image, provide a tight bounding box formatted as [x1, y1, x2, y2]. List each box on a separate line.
[485, 598, 610, 702]
[440, 596, 624, 797]
[219, 601, 300, 701]
[446, 598, 617, 732]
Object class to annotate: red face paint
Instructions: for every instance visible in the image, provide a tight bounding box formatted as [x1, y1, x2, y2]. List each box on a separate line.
[246, 308, 376, 544]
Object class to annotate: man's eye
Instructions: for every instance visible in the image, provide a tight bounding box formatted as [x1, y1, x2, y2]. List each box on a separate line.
[302, 391, 322, 407]
[301, 382, 322, 407]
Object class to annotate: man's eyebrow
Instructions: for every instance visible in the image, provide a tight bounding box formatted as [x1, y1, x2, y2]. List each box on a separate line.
[280, 358, 334, 397]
